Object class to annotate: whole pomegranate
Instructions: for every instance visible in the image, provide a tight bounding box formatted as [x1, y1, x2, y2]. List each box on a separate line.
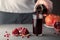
[54, 22, 60, 34]
[45, 14, 60, 27]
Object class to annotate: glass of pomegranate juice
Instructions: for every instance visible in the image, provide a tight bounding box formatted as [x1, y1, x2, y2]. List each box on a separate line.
[32, 14, 43, 36]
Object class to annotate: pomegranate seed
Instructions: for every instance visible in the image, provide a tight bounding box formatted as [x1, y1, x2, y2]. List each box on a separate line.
[7, 35, 9, 38]
[27, 36, 30, 38]
[7, 39, 9, 40]
[4, 35, 6, 37]
[5, 31, 8, 33]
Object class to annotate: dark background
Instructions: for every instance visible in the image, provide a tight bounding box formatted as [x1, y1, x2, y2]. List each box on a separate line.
[51, 0, 60, 15]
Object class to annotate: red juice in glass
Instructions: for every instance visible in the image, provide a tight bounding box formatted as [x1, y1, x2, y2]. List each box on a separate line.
[33, 14, 43, 36]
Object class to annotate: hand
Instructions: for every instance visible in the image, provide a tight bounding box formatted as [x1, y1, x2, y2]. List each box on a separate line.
[34, 0, 53, 13]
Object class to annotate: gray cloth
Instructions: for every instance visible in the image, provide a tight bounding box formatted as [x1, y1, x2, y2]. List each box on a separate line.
[0, 0, 35, 13]
[0, 12, 34, 24]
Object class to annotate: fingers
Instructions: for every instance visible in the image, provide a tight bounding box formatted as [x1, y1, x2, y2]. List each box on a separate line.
[34, 0, 53, 13]
[34, 1, 39, 12]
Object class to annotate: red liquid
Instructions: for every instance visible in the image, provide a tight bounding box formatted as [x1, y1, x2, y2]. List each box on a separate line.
[33, 19, 42, 36]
